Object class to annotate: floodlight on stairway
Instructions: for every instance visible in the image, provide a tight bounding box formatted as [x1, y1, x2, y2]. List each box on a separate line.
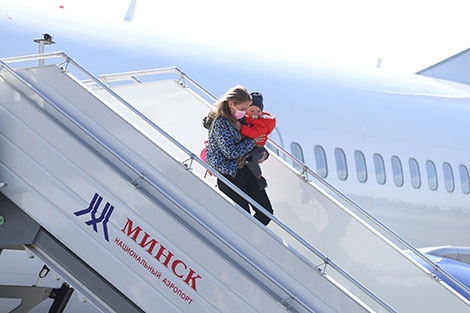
[33, 34, 56, 66]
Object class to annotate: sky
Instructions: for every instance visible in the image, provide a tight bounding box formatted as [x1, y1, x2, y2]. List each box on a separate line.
[2, 0, 470, 74]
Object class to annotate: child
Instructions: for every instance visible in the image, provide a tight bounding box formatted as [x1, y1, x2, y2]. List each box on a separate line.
[240, 92, 276, 190]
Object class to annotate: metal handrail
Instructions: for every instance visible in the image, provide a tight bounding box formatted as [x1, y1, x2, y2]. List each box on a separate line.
[82, 67, 180, 85]
[0, 52, 396, 312]
[0, 51, 64, 64]
[51, 60, 470, 298]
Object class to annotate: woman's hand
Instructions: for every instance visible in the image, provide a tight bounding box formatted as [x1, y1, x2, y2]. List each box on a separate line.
[234, 120, 242, 130]
[253, 135, 266, 144]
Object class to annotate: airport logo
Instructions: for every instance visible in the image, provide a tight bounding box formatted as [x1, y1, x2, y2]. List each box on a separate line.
[74, 193, 114, 242]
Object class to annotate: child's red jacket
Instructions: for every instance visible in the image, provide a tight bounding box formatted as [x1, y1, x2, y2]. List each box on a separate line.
[240, 112, 276, 146]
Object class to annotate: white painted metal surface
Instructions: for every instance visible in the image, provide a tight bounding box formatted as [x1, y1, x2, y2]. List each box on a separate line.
[93, 76, 470, 312]
[0, 65, 372, 312]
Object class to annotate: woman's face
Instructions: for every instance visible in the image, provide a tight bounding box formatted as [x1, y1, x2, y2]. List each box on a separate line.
[229, 100, 251, 113]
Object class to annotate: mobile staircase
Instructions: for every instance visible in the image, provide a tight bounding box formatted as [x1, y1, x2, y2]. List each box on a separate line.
[0, 52, 468, 313]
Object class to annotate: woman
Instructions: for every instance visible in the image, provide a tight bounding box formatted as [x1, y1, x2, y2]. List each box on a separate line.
[205, 85, 274, 226]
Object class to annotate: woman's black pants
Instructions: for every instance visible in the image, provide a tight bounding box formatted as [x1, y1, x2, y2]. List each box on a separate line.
[217, 166, 274, 226]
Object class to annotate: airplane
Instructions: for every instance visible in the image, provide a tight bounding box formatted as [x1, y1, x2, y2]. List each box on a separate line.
[0, 0, 469, 312]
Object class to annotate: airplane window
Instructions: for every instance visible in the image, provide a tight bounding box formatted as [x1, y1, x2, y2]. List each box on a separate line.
[314, 145, 328, 178]
[354, 150, 367, 183]
[335, 148, 348, 181]
[409, 158, 421, 189]
[391, 156, 404, 187]
[459, 165, 470, 194]
[443, 162, 455, 192]
[426, 160, 438, 191]
[290, 142, 304, 171]
[374, 153, 386, 185]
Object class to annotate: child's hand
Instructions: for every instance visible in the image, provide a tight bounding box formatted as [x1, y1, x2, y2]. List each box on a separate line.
[258, 152, 268, 164]
[253, 135, 266, 143]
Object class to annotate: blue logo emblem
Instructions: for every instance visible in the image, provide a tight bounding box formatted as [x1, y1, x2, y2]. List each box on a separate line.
[74, 193, 114, 242]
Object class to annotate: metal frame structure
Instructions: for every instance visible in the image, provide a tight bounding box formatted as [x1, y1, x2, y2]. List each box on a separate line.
[0, 51, 467, 310]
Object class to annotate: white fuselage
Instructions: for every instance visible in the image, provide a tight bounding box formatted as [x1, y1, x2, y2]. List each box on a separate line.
[1, 3, 469, 250]
[283, 71, 470, 247]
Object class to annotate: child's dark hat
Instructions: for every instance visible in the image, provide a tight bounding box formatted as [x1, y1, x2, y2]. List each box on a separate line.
[250, 92, 264, 111]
